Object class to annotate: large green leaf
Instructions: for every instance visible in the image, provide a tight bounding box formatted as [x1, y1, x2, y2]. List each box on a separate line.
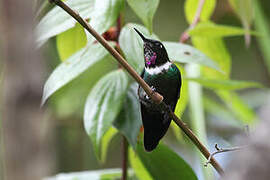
[84, 70, 129, 156]
[254, 0, 270, 74]
[129, 143, 197, 180]
[119, 23, 158, 73]
[126, 0, 159, 33]
[186, 78, 264, 90]
[50, 56, 118, 119]
[163, 42, 219, 71]
[191, 35, 231, 78]
[44, 168, 134, 180]
[56, 23, 87, 61]
[42, 43, 111, 105]
[114, 83, 142, 149]
[86, 0, 124, 42]
[36, 0, 94, 46]
[188, 23, 258, 37]
[184, 0, 216, 24]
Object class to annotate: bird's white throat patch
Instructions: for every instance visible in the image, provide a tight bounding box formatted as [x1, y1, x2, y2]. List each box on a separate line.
[145, 62, 172, 75]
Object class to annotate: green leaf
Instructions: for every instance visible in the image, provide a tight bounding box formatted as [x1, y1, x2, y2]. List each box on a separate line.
[100, 127, 118, 162]
[229, 0, 254, 42]
[127, 0, 159, 33]
[172, 64, 188, 141]
[50, 56, 118, 119]
[191, 32, 231, 78]
[56, 23, 87, 61]
[254, 0, 270, 74]
[44, 168, 131, 180]
[130, 143, 197, 180]
[36, 0, 95, 46]
[86, 0, 124, 42]
[129, 147, 153, 180]
[185, 0, 216, 24]
[42, 43, 111, 105]
[188, 23, 258, 37]
[217, 90, 257, 124]
[84, 70, 129, 157]
[114, 83, 142, 149]
[119, 23, 158, 73]
[186, 78, 264, 90]
[163, 42, 219, 71]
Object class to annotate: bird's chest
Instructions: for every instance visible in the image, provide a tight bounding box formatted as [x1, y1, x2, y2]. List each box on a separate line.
[143, 65, 179, 102]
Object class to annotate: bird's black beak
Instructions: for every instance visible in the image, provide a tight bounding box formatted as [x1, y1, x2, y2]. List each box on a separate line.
[134, 28, 146, 41]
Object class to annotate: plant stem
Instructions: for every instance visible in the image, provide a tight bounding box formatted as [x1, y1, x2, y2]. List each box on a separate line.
[121, 136, 128, 180]
[186, 64, 213, 180]
[49, 0, 224, 175]
[180, 0, 205, 43]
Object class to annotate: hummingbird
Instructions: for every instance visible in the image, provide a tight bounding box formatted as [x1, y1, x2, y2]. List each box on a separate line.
[135, 28, 182, 152]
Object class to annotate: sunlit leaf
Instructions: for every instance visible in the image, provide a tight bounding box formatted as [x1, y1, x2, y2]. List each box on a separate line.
[114, 84, 142, 149]
[188, 23, 258, 37]
[56, 23, 87, 61]
[130, 143, 198, 180]
[84, 70, 129, 157]
[186, 78, 264, 90]
[129, 147, 153, 180]
[42, 43, 113, 105]
[163, 42, 220, 71]
[172, 64, 188, 141]
[185, 0, 216, 24]
[100, 127, 118, 163]
[36, 0, 94, 46]
[126, 0, 159, 33]
[119, 23, 158, 73]
[191, 31, 231, 78]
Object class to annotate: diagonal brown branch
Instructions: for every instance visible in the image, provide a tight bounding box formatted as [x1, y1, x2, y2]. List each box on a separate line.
[48, 0, 224, 175]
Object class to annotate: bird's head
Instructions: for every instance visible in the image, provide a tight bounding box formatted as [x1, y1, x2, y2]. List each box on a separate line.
[134, 28, 169, 68]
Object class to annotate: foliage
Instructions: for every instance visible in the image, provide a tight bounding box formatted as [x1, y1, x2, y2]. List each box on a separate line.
[37, 0, 266, 179]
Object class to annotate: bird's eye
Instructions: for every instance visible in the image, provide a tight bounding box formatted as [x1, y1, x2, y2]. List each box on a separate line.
[160, 44, 163, 48]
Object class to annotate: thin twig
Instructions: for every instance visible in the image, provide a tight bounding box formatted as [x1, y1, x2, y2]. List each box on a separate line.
[121, 136, 128, 180]
[49, 0, 224, 175]
[180, 0, 205, 43]
[204, 144, 245, 167]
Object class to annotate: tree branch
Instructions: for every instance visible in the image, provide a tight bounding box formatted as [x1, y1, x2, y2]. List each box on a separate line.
[204, 144, 245, 167]
[48, 0, 224, 175]
[180, 0, 205, 43]
[121, 136, 128, 180]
